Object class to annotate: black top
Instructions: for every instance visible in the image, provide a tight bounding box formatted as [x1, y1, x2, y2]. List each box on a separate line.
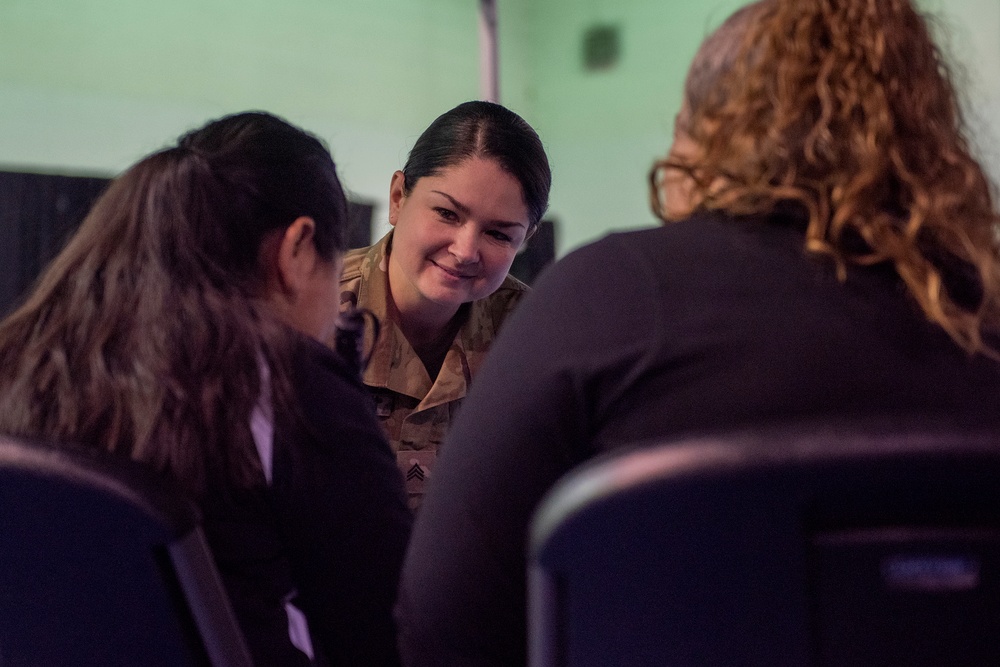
[203, 335, 412, 666]
[396, 210, 1000, 666]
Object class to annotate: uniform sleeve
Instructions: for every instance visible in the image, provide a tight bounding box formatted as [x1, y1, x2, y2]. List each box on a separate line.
[396, 234, 663, 666]
[272, 339, 413, 667]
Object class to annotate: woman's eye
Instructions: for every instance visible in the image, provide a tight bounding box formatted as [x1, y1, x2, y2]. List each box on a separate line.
[434, 207, 458, 222]
[487, 230, 513, 243]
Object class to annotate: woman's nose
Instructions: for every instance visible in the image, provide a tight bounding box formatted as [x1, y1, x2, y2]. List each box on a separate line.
[449, 225, 480, 264]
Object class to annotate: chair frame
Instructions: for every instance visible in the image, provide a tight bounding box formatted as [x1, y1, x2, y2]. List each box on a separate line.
[0, 434, 253, 667]
[529, 421, 1000, 666]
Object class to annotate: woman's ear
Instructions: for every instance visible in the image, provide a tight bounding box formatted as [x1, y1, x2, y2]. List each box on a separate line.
[276, 216, 319, 296]
[388, 170, 406, 227]
[524, 223, 540, 244]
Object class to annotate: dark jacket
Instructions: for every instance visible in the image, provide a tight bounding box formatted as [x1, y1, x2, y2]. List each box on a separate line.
[204, 335, 411, 666]
[396, 210, 1000, 666]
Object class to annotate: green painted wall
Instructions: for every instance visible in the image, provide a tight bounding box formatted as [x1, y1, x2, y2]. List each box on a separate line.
[516, 0, 1000, 252]
[512, 0, 748, 252]
[1, 0, 997, 253]
[0, 0, 491, 238]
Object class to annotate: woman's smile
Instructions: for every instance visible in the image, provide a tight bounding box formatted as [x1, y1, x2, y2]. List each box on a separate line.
[431, 259, 478, 281]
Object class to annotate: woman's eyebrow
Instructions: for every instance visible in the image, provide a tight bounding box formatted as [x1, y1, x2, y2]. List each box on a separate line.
[431, 191, 471, 216]
[431, 190, 527, 228]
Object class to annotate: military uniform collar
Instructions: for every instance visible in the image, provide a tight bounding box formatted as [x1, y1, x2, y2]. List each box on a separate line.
[353, 231, 503, 404]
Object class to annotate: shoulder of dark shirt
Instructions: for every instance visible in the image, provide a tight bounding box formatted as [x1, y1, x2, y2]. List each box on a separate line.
[290, 332, 360, 387]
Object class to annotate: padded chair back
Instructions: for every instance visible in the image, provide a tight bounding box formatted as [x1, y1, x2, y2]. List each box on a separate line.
[0, 433, 252, 667]
[529, 422, 1000, 667]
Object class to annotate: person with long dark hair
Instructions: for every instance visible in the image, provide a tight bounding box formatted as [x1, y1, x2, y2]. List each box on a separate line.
[0, 111, 411, 666]
[396, 2, 1000, 664]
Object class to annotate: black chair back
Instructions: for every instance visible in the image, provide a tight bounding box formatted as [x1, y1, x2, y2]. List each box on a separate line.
[529, 422, 1000, 667]
[0, 433, 252, 666]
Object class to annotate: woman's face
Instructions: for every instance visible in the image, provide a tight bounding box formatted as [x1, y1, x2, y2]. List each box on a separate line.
[387, 157, 531, 324]
[263, 215, 345, 343]
[296, 253, 344, 342]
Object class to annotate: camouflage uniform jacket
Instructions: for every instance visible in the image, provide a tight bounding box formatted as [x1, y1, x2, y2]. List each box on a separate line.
[339, 231, 529, 509]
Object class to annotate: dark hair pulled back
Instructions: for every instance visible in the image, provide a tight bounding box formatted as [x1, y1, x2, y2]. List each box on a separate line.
[177, 111, 348, 285]
[402, 101, 551, 227]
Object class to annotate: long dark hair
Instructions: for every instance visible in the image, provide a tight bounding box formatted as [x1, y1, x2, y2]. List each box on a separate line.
[403, 100, 552, 227]
[0, 111, 348, 496]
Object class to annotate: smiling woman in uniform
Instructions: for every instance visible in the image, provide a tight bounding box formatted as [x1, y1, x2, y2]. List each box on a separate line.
[338, 101, 551, 510]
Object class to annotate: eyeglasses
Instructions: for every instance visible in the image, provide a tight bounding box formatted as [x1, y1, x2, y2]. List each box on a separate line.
[647, 159, 672, 223]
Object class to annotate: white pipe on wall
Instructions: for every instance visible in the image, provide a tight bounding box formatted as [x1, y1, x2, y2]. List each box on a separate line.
[479, 0, 499, 102]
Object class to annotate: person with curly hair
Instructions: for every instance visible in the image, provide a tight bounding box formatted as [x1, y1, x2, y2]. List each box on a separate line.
[0, 112, 411, 666]
[396, 1, 1000, 664]
[652, 0, 1000, 356]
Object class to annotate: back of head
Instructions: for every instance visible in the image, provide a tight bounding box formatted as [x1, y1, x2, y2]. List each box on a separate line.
[657, 0, 1000, 356]
[402, 100, 552, 227]
[0, 111, 348, 495]
[177, 111, 348, 281]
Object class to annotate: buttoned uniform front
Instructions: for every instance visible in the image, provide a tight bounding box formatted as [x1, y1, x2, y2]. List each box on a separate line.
[339, 231, 528, 509]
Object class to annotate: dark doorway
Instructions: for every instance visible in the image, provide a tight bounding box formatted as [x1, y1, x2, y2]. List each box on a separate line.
[0, 170, 111, 316]
[0, 170, 376, 316]
[510, 219, 557, 285]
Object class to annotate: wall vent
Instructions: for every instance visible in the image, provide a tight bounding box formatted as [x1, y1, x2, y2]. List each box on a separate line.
[582, 24, 620, 71]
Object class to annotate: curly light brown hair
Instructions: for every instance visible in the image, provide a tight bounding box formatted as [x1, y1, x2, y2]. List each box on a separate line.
[651, 0, 1000, 356]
